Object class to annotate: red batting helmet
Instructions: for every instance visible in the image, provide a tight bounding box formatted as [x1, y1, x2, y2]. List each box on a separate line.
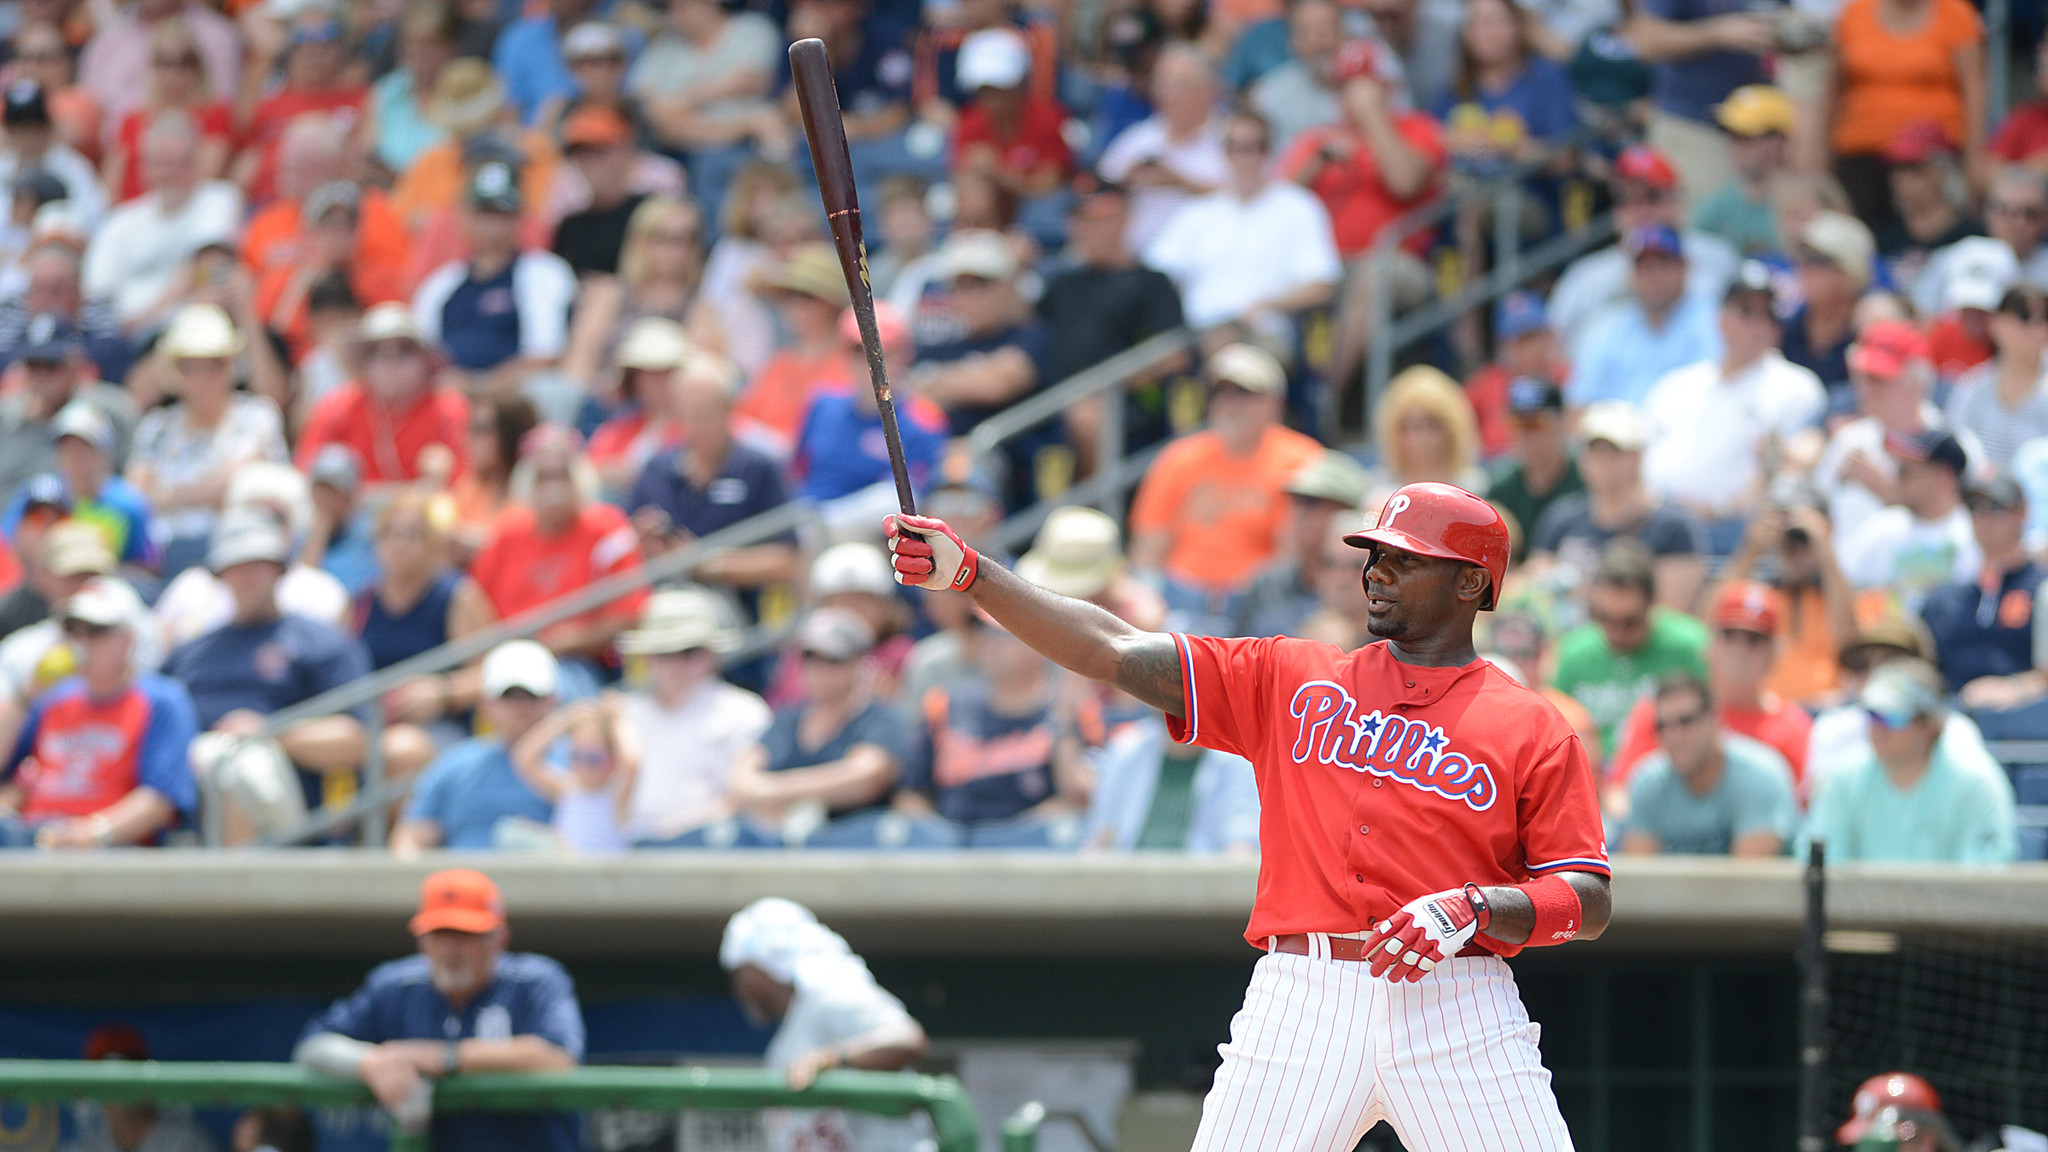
[1344, 482, 1510, 611]
[1838, 1073, 1942, 1144]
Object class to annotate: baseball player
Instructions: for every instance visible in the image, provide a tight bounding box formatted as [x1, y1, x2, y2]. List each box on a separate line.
[885, 481, 1610, 1151]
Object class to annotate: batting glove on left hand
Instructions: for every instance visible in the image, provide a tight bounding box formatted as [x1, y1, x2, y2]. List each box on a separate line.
[1364, 885, 1490, 982]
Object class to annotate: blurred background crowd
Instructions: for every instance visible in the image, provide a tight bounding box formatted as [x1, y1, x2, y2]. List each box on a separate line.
[0, 0, 2042, 863]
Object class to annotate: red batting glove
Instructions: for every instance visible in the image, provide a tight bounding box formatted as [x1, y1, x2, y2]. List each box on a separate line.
[885, 514, 979, 592]
[1364, 886, 1489, 982]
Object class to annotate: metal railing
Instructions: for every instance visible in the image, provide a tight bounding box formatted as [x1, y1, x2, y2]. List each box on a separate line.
[0, 1060, 996, 1152]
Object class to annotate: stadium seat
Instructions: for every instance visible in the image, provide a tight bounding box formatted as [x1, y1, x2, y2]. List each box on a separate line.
[2014, 766, 2048, 806]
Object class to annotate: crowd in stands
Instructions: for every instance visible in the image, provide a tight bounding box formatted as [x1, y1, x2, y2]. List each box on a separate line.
[0, 0, 2039, 862]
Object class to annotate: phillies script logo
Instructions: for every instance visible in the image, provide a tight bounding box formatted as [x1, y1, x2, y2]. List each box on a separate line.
[1287, 681, 1498, 810]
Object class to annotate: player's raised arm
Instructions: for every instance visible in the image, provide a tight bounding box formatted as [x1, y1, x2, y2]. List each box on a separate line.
[885, 515, 1186, 717]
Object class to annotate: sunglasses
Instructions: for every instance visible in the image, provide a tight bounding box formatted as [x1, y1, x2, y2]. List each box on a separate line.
[572, 52, 626, 65]
[800, 649, 855, 665]
[1990, 200, 2046, 219]
[62, 618, 114, 640]
[1716, 628, 1772, 647]
[1864, 707, 1910, 730]
[1590, 610, 1648, 631]
[1654, 708, 1708, 734]
[1223, 138, 1268, 155]
[152, 54, 199, 67]
[367, 341, 421, 361]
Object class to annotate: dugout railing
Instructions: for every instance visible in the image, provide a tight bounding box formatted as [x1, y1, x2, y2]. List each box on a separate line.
[0, 1059, 1027, 1152]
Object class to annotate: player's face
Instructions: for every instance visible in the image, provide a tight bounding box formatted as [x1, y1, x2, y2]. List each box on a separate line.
[1361, 542, 1475, 640]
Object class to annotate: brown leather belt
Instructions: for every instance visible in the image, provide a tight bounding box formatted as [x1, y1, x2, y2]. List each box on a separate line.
[1269, 933, 1489, 962]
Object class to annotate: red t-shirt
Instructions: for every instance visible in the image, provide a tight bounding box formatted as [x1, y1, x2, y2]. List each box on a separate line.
[1166, 636, 1609, 954]
[1927, 313, 1993, 381]
[296, 382, 471, 483]
[241, 87, 366, 204]
[114, 103, 234, 202]
[1608, 694, 1815, 791]
[1992, 100, 2048, 163]
[952, 96, 1072, 181]
[1277, 115, 1448, 258]
[468, 503, 647, 628]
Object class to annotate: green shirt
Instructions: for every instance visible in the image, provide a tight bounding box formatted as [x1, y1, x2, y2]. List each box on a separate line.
[1486, 457, 1585, 561]
[1689, 183, 1781, 257]
[1798, 735, 2018, 864]
[1552, 608, 1709, 760]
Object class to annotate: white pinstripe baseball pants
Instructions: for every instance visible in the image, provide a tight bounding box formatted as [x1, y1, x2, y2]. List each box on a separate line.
[1190, 935, 1576, 1152]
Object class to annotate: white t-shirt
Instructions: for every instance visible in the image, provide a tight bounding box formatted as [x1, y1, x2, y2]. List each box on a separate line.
[1096, 116, 1229, 253]
[1144, 182, 1342, 328]
[1546, 231, 1741, 352]
[0, 143, 107, 229]
[1813, 404, 1988, 544]
[150, 565, 351, 664]
[413, 250, 579, 362]
[621, 681, 771, 840]
[1642, 351, 1826, 515]
[82, 181, 243, 322]
[763, 959, 927, 1152]
[1836, 504, 1980, 608]
[129, 395, 289, 542]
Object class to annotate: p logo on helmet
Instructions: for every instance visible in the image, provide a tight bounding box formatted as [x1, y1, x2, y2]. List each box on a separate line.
[1343, 482, 1511, 611]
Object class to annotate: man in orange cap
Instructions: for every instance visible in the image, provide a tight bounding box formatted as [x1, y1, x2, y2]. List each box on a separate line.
[295, 869, 584, 1151]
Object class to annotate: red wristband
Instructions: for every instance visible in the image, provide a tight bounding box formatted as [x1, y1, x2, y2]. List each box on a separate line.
[1520, 874, 1583, 946]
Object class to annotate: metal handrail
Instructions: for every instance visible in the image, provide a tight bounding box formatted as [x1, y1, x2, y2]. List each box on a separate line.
[0, 1060, 992, 1152]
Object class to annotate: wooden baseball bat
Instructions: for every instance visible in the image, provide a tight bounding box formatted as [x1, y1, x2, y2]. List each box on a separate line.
[788, 37, 919, 519]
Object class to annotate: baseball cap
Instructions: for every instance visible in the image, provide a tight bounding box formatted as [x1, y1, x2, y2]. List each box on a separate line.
[1575, 400, 1647, 451]
[480, 638, 559, 698]
[159, 303, 244, 360]
[206, 508, 292, 572]
[1331, 38, 1394, 86]
[1612, 143, 1677, 192]
[1965, 470, 2026, 511]
[1838, 1074, 1943, 1145]
[1848, 319, 1930, 381]
[1017, 505, 1126, 598]
[956, 27, 1030, 91]
[767, 244, 852, 306]
[1285, 450, 1372, 508]
[811, 541, 895, 597]
[44, 520, 116, 577]
[617, 316, 690, 371]
[937, 229, 1018, 281]
[288, 17, 344, 46]
[62, 576, 145, 630]
[618, 586, 740, 655]
[562, 20, 626, 60]
[1205, 343, 1286, 394]
[795, 605, 876, 661]
[1725, 259, 1778, 307]
[308, 443, 361, 494]
[408, 869, 506, 936]
[51, 401, 112, 455]
[1884, 120, 1955, 165]
[1713, 84, 1795, 136]
[1860, 661, 1946, 729]
[562, 103, 633, 150]
[1883, 426, 1967, 475]
[1625, 223, 1684, 261]
[1940, 236, 2020, 313]
[839, 299, 910, 352]
[11, 168, 65, 207]
[83, 1023, 150, 1062]
[1494, 290, 1549, 340]
[303, 179, 360, 225]
[3, 80, 49, 126]
[1506, 376, 1565, 416]
[18, 313, 77, 364]
[468, 159, 522, 213]
[358, 301, 425, 345]
[1709, 579, 1778, 636]
[16, 472, 70, 517]
[1799, 210, 1877, 287]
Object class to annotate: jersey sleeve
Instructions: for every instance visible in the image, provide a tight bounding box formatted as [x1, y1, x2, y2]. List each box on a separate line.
[302, 969, 396, 1044]
[1515, 728, 1610, 877]
[1161, 633, 1283, 760]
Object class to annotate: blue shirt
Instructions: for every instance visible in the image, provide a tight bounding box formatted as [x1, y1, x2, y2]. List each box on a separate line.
[493, 15, 576, 125]
[1084, 715, 1259, 852]
[1637, 0, 1770, 123]
[1566, 293, 1723, 407]
[304, 952, 585, 1152]
[1919, 562, 2047, 692]
[439, 261, 523, 372]
[405, 737, 554, 848]
[793, 389, 946, 502]
[358, 570, 459, 671]
[628, 442, 793, 540]
[322, 514, 380, 597]
[1220, 18, 1292, 90]
[164, 614, 372, 730]
[370, 69, 448, 173]
[903, 680, 1063, 823]
[1626, 733, 1797, 855]
[1432, 57, 1581, 151]
[1799, 733, 2018, 863]
[761, 699, 905, 817]
[5, 673, 201, 819]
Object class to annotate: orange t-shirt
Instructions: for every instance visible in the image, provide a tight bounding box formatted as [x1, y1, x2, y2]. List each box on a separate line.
[296, 382, 472, 483]
[1830, 0, 1983, 156]
[242, 188, 414, 294]
[468, 502, 647, 628]
[1128, 424, 1323, 592]
[733, 349, 844, 458]
[390, 133, 559, 233]
[1762, 584, 1842, 706]
[1609, 694, 1815, 791]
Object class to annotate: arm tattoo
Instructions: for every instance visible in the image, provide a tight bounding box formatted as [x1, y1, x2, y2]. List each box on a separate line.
[1114, 632, 1187, 718]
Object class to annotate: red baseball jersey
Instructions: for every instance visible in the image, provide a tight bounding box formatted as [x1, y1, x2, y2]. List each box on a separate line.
[1166, 635, 1610, 956]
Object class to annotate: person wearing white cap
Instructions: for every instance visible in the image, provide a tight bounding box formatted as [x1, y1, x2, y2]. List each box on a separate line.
[907, 228, 1048, 466]
[952, 26, 1070, 242]
[43, 400, 159, 572]
[1799, 657, 2018, 864]
[163, 507, 375, 842]
[126, 303, 288, 578]
[0, 576, 198, 849]
[297, 301, 471, 485]
[614, 586, 772, 845]
[588, 316, 691, 498]
[1016, 506, 1165, 632]
[1943, 285, 2048, 469]
[1128, 342, 1322, 633]
[1527, 401, 1708, 612]
[392, 640, 567, 854]
[800, 543, 910, 691]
